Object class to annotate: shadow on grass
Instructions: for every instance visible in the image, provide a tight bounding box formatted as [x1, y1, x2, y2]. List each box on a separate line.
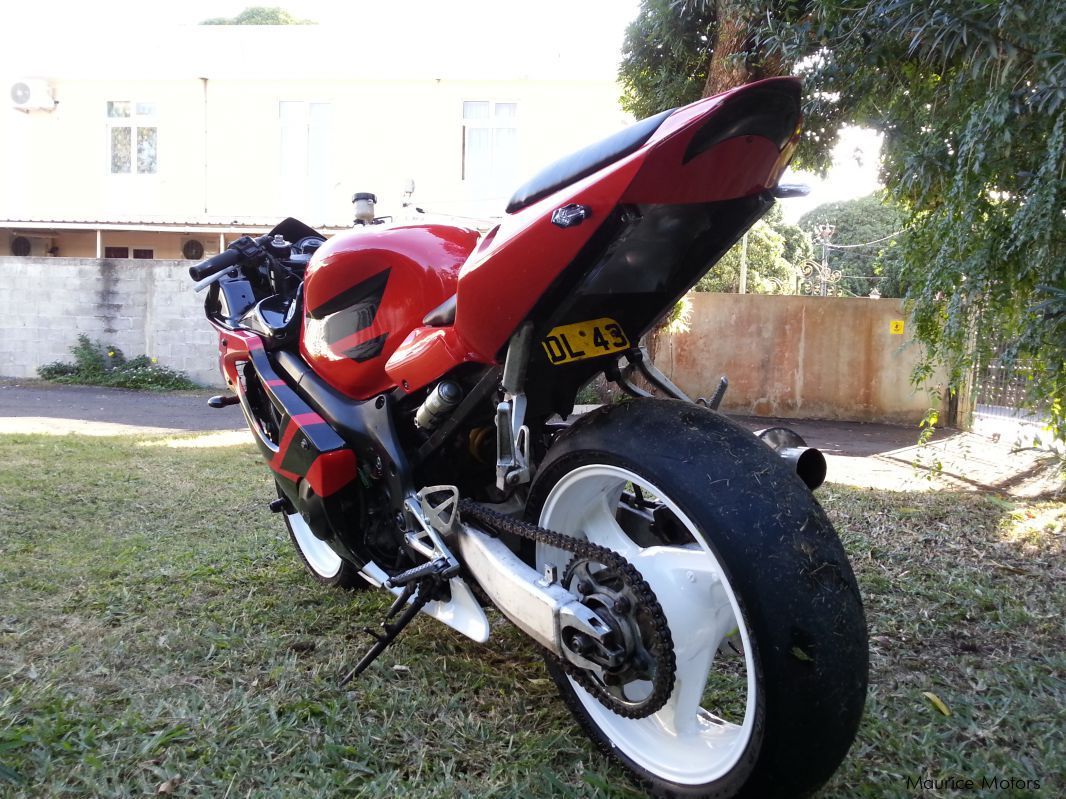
[817, 485, 1063, 798]
[0, 435, 1062, 797]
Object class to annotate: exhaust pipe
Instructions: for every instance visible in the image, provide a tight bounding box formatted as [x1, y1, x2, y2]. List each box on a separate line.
[755, 427, 827, 490]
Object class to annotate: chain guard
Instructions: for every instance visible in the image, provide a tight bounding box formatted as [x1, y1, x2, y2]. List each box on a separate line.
[458, 499, 676, 719]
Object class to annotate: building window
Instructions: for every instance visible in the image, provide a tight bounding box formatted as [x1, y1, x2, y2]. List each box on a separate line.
[462, 100, 518, 197]
[102, 247, 153, 259]
[108, 101, 158, 174]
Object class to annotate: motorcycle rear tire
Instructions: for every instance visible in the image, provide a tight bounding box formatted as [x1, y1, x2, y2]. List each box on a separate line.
[276, 483, 367, 590]
[526, 399, 867, 799]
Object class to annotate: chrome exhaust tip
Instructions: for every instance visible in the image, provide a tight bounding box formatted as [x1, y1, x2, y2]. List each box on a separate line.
[755, 427, 827, 491]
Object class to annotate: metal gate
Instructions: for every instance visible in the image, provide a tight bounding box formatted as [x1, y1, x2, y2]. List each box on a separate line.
[972, 353, 1052, 443]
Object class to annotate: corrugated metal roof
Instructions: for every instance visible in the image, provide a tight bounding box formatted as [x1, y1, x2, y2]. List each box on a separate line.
[2, 218, 351, 233]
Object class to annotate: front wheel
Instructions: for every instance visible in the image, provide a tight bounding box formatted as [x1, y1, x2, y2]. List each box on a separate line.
[277, 483, 367, 590]
[526, 400, 867, 798]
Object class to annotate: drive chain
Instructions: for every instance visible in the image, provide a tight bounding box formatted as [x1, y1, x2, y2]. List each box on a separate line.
[458, 499, 675, 719]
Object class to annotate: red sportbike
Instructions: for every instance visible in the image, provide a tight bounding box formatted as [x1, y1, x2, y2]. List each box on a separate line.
[191, 77, 867, 798]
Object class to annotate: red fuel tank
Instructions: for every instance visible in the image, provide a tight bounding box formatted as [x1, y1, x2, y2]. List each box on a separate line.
[301, 224, 480, 399]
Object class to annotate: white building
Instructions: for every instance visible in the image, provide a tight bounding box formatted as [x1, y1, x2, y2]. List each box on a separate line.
[1, 23, 630, 259]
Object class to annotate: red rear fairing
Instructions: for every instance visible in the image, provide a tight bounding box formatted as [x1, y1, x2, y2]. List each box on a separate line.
[382, 78, 802, 396]
[286, 77, 800, 402]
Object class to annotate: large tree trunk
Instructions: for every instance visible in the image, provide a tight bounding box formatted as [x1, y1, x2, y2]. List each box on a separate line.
[702, 1, 785, 97]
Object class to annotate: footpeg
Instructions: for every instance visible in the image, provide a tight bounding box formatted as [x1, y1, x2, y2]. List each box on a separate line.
[207, 394, 239, 408]
[384, 556, 456, 588]
[268, 497, 292, 514]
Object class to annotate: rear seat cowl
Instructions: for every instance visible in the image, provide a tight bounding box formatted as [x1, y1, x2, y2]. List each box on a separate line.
[504, 108, 676, 214]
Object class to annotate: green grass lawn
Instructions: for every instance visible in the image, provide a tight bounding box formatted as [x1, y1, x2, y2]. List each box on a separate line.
[0, 434, 1062, 798]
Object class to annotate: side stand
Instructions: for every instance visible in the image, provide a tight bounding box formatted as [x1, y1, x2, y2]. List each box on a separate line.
[339, 577, 441, 686]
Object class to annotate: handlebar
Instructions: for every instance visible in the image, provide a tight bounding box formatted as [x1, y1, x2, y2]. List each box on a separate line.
[188, 247, 244, 282]
[188, 235, 273, 293]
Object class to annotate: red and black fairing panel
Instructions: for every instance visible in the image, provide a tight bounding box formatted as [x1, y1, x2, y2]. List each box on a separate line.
[224, 330, 377, 565]
[212, 328, 361, 551]
[300, 224, 481, 400]
[261, 394, 356, 500]
[228, 333, 358, 498]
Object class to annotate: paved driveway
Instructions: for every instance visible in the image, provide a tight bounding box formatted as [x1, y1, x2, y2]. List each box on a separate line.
[0, 379, 242, 435]
[1, 378, 1058, 496]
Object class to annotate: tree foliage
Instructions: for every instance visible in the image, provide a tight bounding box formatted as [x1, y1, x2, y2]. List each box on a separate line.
[798, 195, 907, 297]
[620, 1, 802, 117]
[696, 204, 813, 293]
[620, 0, 1066, 437]
[619, 0, 715, 119]
[201, 7, 313, 25]
[696, 221, 791, 294]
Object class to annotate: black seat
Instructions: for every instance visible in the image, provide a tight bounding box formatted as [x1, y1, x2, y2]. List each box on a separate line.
[505, 108, 675, 214]
[422, 294, 457, 326]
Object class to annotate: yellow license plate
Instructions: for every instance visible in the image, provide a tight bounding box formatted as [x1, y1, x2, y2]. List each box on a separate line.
[542, 318, 630, 365]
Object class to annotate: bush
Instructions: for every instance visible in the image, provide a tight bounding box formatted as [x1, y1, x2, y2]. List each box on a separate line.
[37, 335, 200, 391]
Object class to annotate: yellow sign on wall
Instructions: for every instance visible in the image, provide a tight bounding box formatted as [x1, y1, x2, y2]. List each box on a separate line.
[890, 320, 905, 335]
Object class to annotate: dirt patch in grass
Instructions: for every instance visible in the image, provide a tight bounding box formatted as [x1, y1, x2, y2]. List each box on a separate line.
[1, 435, 1063, 797]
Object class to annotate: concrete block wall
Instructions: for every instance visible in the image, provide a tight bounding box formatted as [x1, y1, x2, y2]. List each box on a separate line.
[1, 259, 948, 424]
[0, 257, 222, 386]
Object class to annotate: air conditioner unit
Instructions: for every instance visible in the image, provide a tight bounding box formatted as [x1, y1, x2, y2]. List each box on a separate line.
[10, 236, 32, 257]
[182, 239, 205, 260]
[10, 79, 55, 112]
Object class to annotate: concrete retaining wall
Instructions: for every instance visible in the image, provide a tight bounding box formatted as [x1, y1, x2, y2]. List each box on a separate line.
[658, 293, 945, 425]
[0, 257, 222, 386]
[1, 260, 945, 422]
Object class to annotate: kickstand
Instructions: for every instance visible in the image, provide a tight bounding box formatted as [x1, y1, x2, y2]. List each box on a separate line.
[338, 578, 438, 687]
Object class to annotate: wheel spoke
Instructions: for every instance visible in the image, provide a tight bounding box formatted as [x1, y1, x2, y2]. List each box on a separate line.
[581, 489, 643, 562]
[658, 637, 718, 735]
[632, 546, 736, 660]
[630, 545, 739, 732]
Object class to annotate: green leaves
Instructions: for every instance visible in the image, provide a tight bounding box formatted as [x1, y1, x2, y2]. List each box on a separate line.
[619, 0, 717, 118]
[797, 194, 908, 297]
[694, 214, 805, 294]
[200, 6, 314, 25]
[36, 335, 199, 391]
[620, 0, 1066, 438]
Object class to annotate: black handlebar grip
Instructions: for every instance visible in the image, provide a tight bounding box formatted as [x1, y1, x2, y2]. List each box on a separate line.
[188, 247, 244, 282]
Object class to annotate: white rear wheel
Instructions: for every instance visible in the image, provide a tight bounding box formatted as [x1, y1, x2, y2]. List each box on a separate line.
[525, 400, 867, 798]
[538, 464, 756, 786]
